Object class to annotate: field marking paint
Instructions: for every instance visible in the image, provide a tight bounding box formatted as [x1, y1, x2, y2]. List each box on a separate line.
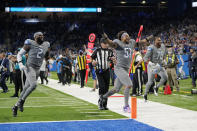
[0, 97, 51, 100]
[59, 101, 86, 104]
[172, 94, 192, 99]
[85, 115, 113, 117]
[180, 95, 193, 98]
[0, 118, 129, 124]
[55, 98, 75, 100]
[70, 106, 95, 109]
[0, 97, 76, 100]
[0, 104, 91, 109]
[80, 112, 107, 114]
[75, 109, 98, 111]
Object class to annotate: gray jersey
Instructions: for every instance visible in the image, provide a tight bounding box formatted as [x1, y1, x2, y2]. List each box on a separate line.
[143, 43, 166, 65]
[113, 39, 136, 69]
[24, 39, 50, 69]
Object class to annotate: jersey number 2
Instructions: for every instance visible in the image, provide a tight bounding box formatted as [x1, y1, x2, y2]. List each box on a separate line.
[37, 48, 43, 58]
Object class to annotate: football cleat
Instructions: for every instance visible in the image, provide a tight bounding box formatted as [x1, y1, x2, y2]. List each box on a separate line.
[153, 86, 158, 96]
[12, 106, 18, 117]
[123, 105, 131, 113]
[144, 94, 148, 102]
[98, 95, 104, 110]
[19, 100, 25, 112]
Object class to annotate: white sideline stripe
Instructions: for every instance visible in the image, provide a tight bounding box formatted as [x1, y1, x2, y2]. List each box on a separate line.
[86, 115, 113, 117]
[45, 78, 197, 131]
[0, 118, 129, 124]
[80, 112, 107, 114]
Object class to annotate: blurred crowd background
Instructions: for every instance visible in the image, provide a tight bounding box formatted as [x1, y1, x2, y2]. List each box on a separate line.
[0, 1, 197, 57]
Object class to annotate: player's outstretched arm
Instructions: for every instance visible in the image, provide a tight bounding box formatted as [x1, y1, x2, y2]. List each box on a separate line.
[137, 35, 154, 47]
[102, 33, 118, 48]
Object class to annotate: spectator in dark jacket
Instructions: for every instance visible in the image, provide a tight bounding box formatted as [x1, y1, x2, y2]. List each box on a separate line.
[0, 51, 10, 93]
[188, 48, 197, 88]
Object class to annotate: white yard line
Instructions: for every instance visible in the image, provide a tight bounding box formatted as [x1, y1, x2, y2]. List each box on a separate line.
[45, 78, 197, 131]
[70, 106, 95, 109]
[0, 97, 51, 100]
[0, 104, 90, 109]
[85, 115, 113, 117]
[75, 109, 99, 111]
[80, 112, 107, 114]
[60, 101, 86, 104]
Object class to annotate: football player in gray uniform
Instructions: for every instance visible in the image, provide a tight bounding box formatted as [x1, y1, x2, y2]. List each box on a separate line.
[101, 31, 152, 112]
[143, 36, 168, 102]
[12, 32, 50, 117]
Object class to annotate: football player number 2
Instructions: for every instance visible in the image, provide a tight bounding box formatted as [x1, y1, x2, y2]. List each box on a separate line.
[37, 48, 43, 58]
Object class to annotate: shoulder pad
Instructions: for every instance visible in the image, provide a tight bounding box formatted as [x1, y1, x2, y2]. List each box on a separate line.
[113, 39, 120, 43]
[129, 39, 135, 43]
[44, 41, 50, 47]
[24, 39, 32, 45]
[147, 46, 153, 51]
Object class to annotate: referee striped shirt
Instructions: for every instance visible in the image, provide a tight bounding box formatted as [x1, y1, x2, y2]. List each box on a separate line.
[91, 47, 113, 71]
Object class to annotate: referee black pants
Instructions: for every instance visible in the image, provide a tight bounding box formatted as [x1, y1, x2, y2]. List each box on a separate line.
[132, 68, 143, 95]
[40, 71, 48, 84]
[13, 70, 26, 96]
[65, 68, 72, 84]
[79, 69, 86, 88]
[57, 73, 62, 83]
[96, 69, 110, 95]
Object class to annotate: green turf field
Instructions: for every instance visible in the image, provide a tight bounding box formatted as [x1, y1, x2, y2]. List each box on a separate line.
[49, 72, 197, 111]
[1, 71, 196, 123]
[0, 83, 126, 123]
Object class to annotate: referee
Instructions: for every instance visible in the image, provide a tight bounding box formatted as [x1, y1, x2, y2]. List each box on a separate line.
[91, 38, 113, 110]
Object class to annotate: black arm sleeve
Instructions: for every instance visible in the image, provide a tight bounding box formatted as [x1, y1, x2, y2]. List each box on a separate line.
[45, 51, 50, 60]
[91, 49, 98, 60]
